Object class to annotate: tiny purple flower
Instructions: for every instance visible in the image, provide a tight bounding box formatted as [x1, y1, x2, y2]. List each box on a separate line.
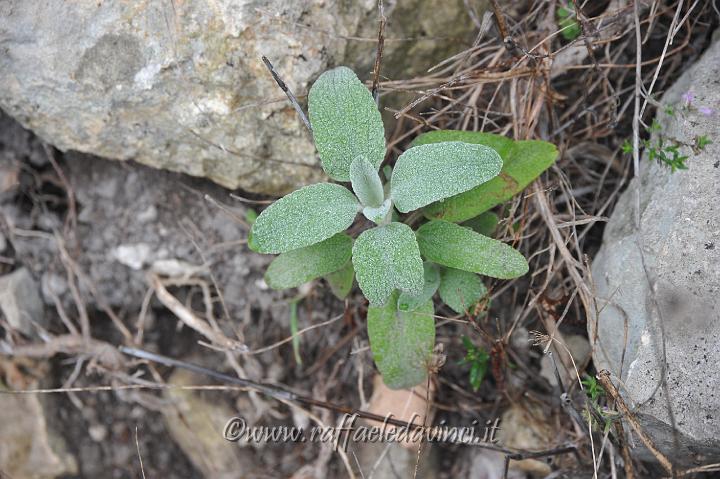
[681, 90, 694, 106]
[698, 106, 715, 116]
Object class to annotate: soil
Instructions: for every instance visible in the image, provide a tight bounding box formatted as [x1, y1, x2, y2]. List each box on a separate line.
[0, 110, 353, 478]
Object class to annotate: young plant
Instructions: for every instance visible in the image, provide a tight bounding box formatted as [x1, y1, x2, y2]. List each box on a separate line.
[622, 99, 714, 172]
[249, 66, 558, 389]
[556, 2, 581, 41]
[581, 374, 604, 402]
[580, 374, 620, 435]
[459, 336, 490, 392]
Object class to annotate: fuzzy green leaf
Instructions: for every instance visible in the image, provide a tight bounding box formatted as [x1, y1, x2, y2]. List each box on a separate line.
[414, 131, 558, 222]
[398, 262, 440, 312]
[324, 260, 355, 299]
[350, 156, 384, 207]
[368, 291, 435, 389]
[362, 199, 392, 225]
[352, 223, 424, 306]
[416, 220, 528, 279]
[264, 234, 353, 289]
[412, 130, 515, 155]
[390, 142, 502, 213]
[308, 67, 386, 181]
[463, 212, 499, 237]
[438, 268, 487, 314]
[557, 6, 581, 41]
[249, 183, 360, 254]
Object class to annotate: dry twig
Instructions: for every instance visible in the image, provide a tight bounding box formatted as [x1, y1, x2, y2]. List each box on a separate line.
[596, 370, 673, 475]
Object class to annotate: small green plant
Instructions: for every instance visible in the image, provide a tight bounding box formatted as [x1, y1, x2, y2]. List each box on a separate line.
[624, 100, 714, 172]
[244, 208, 258, 225]
[556, 3, 581, 41]
[580, 374, 620, 435]
[646, 136, 689, 171]
[249, 66, 557, 389]
[581, 374, 604, 402]
[459, 336, 490, 391]
[696, 134, 712, 150]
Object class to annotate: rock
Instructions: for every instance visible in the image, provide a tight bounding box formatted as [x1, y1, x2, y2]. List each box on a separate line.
[346, 0, 481, 85]
[365, 373, 433, 449]
[0, 267, 45, 336]
[41, 272, 69, 302]
[539, 334, 591, 387]
[353, 374, 438, 477]
[88, 423, 108, 443]
[0, 113, 48, 171]
[590, 39, 720, 463]
[496, 403, 554, 476]
[112, 243, 154, 271]
[0, 160, 20, 195]
[162, 368, 258, 478]
[0, 1, 477, 194]
[0, 378, 78, 478]
[468, 449, 525, 479]
[464, 400, 577, 478]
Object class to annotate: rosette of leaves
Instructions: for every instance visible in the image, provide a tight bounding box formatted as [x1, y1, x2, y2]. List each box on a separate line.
[249, 66, 558, 390]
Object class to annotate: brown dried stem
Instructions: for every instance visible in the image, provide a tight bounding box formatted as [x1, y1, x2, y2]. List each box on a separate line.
[596, 370, 673, 475]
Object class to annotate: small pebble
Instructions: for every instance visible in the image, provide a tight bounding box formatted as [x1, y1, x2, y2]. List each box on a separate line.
[89, 423, 107, 442]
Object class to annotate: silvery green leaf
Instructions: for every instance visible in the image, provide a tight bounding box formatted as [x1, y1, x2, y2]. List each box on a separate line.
[264, 234, 353, 289]
[438, 267, 487, 314]
[362, 198, 392, 224]
[390, 141, 502, 213]
[368, 291, 435, 389]
[416, 220, 528, 279]
[382, 165, 393, 182]
[463, 211, 499, 237]
[249, 183, 360, 254]
[352, 222, 424, 306]
[308, 67, 386, 181]
[324, 260, 355, 299]
[412, 130, 514, 154]
[350, 156, 384, 207]
[398, 262, 440, 312]
[414, 131, 558, 222]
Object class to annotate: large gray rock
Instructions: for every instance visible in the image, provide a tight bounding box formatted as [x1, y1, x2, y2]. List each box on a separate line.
[162, 368, 258, 479]
[0, 267, 45, 337]
[590, 39, 720, 463]
[0, 380, 78, 478]
[0, 0, 476, 195]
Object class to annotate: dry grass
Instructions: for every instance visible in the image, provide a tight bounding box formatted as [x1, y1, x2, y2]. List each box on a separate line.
[375, 0, 716, 476]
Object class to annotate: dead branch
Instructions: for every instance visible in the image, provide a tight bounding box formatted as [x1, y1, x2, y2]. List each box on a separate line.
[370, 0, 386, 104]
[1, 334, 125, 370]
[148, 274, 244, 351]
[261, 55, 312, 133]
[596, 370, 673, 475]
